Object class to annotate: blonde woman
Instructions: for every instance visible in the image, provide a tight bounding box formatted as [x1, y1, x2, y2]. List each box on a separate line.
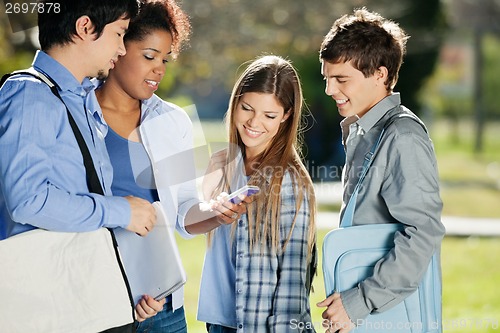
[198, 55, 317, 333]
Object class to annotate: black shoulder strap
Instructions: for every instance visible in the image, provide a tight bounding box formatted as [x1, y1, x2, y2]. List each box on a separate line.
[2, 70, 137, 321]
[1, 69, 104, 195]
[306, 242, 317, 294]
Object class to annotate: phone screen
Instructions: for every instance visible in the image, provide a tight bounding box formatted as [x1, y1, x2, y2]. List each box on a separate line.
[227, 185, 260, 203]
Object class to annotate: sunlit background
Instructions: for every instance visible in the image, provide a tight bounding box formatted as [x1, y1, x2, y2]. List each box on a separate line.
[1, 0, 499, 332]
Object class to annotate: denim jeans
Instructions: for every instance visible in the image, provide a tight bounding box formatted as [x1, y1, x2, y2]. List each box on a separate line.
[135, 300, 187, 333]
[206, 323, 237, 333]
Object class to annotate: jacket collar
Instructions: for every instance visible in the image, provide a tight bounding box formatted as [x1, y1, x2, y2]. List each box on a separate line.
[357, 93, 401, 133]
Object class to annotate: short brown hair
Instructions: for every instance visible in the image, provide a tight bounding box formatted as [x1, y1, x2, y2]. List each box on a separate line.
[319, 7, 409, 91]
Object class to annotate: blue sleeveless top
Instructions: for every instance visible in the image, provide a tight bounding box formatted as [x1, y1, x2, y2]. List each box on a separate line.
[105, 128, 159, 204]
[106, 128, 178, 304]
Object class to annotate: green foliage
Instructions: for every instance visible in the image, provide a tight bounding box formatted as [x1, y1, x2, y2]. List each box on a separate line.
[483, 34, 500, 120]
[396, 0, 447, 113]
[0, 11, 33, 75]
[0, 1, 445, 170]
[421, 0, 500, 123]
[421, 33, 500, 121]
[431, 119, 500, 218]
[0, 51, 32, 75]
[177, 0, 445, 114]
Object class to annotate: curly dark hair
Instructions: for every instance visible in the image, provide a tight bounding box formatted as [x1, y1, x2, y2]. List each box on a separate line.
[124, 0, 191, 58]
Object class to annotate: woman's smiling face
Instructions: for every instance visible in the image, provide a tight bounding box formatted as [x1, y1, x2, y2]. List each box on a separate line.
[233, 92, 290, 159]
[111, 29, 173, 100]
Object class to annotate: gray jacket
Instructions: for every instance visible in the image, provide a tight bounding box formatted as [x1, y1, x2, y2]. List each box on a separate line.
[339, 93, 446, 323]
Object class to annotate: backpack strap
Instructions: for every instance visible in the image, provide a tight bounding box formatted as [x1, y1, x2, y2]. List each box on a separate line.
[305, 242, 317, 294]
[1, 68, 104, 195]
[2, 69, 136, 320]
[340, 112, 426, 228]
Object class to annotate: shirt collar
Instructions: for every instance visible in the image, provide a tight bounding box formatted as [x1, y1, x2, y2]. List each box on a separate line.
[32, 50, 94, 97]
[340, 115, 359, 130]
[357, 93, 401, 132]
[89, 79, 165, 130]
[84, 79, 108, 135]
[140, 95, 163, 122]
[340, 115, 360, 144]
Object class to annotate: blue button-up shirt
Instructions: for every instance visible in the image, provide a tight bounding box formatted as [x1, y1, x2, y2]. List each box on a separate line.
[0, 51, 130, 239]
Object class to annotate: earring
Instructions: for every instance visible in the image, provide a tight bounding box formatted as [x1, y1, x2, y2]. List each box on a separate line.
[281, 119, 286, 123]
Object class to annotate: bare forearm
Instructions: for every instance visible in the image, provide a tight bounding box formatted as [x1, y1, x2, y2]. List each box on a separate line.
[184, 198, 248, 234]
[184, 205, 221, 235]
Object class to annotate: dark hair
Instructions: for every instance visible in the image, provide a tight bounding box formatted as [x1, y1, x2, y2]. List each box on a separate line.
[319, 7, 409, 91]
[38, 0, 139, 51]
[124, 0, 191, 59]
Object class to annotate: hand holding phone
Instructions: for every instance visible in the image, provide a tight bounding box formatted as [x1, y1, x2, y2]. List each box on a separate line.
[226, 185, 260, 204]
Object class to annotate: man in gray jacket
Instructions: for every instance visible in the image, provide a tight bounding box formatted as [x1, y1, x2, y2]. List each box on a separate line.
[316, 8, 446, 333]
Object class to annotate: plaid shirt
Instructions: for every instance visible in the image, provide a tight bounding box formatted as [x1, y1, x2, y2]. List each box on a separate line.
[198, 169, 315, 333]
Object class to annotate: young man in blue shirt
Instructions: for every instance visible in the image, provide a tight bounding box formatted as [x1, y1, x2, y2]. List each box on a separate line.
[0, 0, 156, 240]
[0, 1, 159, 331]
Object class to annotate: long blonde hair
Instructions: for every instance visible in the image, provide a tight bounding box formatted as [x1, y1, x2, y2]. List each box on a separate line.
[208, 55, 316, 261]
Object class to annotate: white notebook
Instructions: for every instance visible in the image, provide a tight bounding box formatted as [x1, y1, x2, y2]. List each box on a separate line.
[113, 201, 187, 305]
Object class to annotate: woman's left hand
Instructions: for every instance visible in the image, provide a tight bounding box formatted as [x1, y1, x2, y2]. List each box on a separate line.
[209, 193, 255, 225]
[135, 295, 166, 322]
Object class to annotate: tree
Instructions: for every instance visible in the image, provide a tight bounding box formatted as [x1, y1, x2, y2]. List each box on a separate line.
[0, 0, 446, 179]
[483, 34, 500, 121]
[177, 0, 445, 179]
[444, 0, 500, 152]
[0, 4, 35, 74]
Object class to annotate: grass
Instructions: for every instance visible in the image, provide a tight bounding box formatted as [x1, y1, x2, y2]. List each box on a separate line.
[440, 237, 500, 332]
[177, 231, 500, 333]
[430, 119, 500, 218]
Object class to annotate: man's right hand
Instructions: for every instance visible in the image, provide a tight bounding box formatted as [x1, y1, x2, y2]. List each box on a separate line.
[124, 196, 156, 236]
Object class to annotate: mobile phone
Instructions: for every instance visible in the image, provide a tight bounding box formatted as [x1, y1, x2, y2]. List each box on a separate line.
[226, 185, 260, 204]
